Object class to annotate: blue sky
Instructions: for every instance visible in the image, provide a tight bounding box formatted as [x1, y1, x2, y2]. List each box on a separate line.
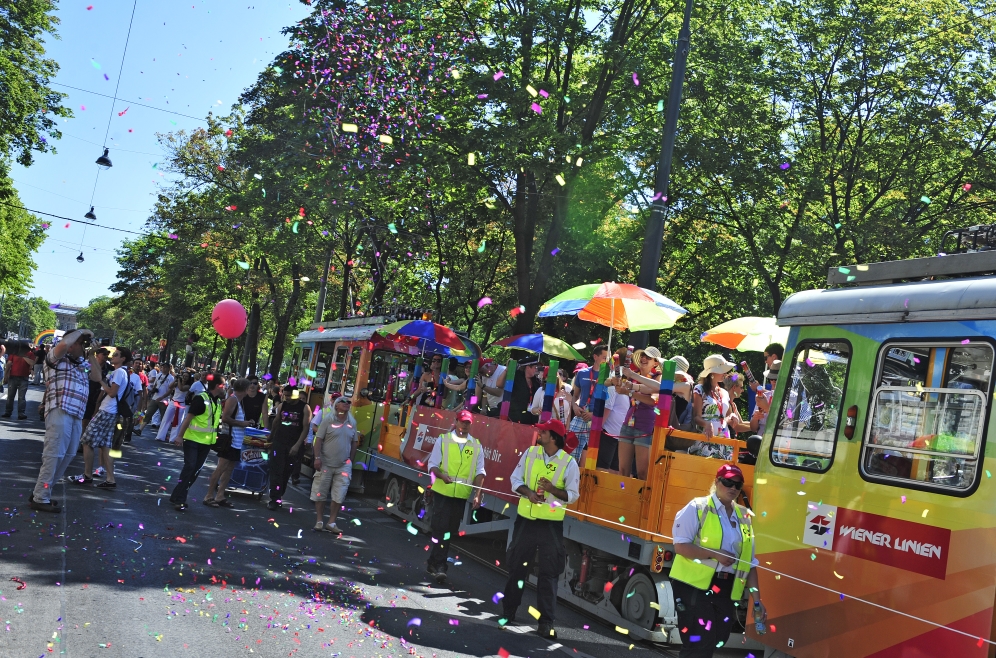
[11, 0, 311, 307]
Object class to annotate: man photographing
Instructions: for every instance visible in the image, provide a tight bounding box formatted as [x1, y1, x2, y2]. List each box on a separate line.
[29, 329, 94, 513]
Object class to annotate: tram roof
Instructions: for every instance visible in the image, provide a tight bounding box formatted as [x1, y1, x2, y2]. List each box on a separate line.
[779, 275, 996, 326]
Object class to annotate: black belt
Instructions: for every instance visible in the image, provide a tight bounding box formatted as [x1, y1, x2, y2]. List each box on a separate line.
[712, 572, 734, 581]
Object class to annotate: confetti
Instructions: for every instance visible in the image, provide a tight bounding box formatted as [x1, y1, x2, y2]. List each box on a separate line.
[341, 123, 358, 133]
[407, 618, 421, 627]
[528, 606, 541, 619]
[236, 261, 250, 270]
[379, 134, 393, 144]
[493, 71, 505, 80]
[526, 85, 538, 97]
[555, 174, 566, 186]
[477, 297, 492, 307]
[963, 183, 972, 191]
[492, 592, 504, 603]
[632, 72, 640, 85]
[920, 195, 931, 204]
[780, 162, 790, 170]
[551, 247, 561, 256]
[467, 152, 476, 165]
[531, 102, 542, 114]
[388, 222, 398, 234]
[477, 240, 486, 253]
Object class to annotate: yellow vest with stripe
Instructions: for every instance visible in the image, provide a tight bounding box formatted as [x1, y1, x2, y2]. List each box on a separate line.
[517, 446, 572, 521]
[430, 432, 482, 499]
[669, 495, 754, 600]
[185, 392, 221, 445]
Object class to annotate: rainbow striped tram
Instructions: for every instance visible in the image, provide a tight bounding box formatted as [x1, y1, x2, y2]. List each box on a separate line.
[753, 238, 996, 657]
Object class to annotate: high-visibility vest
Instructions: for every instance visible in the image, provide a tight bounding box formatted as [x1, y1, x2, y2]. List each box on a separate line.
[516, 446, 572, 521]
[430, 432, 482, 499]
[669, 495, 754, 600]
[184, 392, 220, 445]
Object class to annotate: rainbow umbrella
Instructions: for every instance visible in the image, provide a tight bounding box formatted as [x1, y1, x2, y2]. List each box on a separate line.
[493, 333, 585, 361]
[701, 316, 788, 353]
[377, 320, 479, 359]
[539, 282, 687, 350]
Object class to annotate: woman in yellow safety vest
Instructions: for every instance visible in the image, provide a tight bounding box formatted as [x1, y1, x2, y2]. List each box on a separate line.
[669, 463, 766, 657]
[425, 409, 485, 584]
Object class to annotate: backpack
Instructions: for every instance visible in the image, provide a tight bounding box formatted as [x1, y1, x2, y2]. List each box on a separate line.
[115, 370, 134, 419]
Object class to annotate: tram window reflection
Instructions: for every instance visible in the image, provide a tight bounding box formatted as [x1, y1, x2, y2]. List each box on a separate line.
[769, 341, 851, 472]
[862, 342, 993, 492]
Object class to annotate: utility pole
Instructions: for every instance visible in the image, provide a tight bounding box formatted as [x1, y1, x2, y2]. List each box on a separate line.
[633, 0, 693, 349]
[314, 245, 334, 324]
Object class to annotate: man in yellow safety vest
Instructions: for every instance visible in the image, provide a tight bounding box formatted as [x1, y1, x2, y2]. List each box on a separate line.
[669, 463, 766, 657]
[499, 418, 580, 639]
[426, 409, 485, 584]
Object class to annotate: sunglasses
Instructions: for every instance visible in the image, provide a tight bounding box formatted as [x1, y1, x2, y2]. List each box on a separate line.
[718, 476, 744, 490]
[335, 400, 351, 406]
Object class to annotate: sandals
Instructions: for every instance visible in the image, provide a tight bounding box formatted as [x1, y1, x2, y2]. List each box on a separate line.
[202, 499, 220, 507]
[215, 499, 235, 508]
[96, 481, 117, 489]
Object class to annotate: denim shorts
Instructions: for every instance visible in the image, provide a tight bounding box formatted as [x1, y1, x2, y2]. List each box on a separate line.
[616, 424, 653, 447]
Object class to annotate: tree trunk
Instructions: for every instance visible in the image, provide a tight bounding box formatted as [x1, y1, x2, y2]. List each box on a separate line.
[269, 263, 302, 379]
[240, 299, 260, 376]
[218, 339, 233, 373]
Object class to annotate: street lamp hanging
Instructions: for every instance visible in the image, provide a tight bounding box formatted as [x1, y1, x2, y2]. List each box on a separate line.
[85, 206, 97, 220]
[95, 148, 113, 169]
[76, 252, 85, 263]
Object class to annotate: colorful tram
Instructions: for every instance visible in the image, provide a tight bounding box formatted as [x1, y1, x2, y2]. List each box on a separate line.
[292, 245, 996, 655]
[751, 247, 996, 658]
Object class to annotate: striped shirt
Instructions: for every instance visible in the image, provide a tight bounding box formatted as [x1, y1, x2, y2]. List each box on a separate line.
[44, 352, 90, 419]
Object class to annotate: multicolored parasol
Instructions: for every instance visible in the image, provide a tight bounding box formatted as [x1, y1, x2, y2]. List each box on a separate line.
[701, 316, 789, 353]
[493, 333, 585, 361]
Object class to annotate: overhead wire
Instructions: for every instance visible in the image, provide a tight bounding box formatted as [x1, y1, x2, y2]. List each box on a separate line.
[52, 83, 210, 123]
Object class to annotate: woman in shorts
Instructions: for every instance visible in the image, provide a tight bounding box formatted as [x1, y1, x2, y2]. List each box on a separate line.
[203, 378, 254, 507]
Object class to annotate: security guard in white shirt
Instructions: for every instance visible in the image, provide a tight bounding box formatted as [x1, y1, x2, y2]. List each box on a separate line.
[500, 418, 580, 639]
[670, 463, 766, 657]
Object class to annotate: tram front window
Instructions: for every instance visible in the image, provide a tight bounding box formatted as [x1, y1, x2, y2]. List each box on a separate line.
[862, 342, 993, 492]
[769, 340, 851, 472]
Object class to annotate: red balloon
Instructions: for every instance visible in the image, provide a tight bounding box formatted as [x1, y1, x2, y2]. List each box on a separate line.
[211, 299, 247, 339]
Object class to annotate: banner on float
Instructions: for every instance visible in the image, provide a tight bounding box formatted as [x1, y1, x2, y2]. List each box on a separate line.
[402, 408, 538, 504]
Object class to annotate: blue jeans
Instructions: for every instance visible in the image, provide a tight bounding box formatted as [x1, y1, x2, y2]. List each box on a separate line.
[4, 376, 29, 416]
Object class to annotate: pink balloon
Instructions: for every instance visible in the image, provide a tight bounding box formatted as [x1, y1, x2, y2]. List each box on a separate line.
[211, 299, 247, 339]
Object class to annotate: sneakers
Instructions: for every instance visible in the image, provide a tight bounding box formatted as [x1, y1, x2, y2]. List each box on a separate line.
[537, 623, 557, 639]
[1, 413, 10, 418]
[435, 571, 448, 584]
[267, 500, 280, 510]
[313, 521, 326, 532]
[29, 497, 62, 513]
[426, 563, 439, 577]
[18, 415, 28, 421]
[72, 475, 93, 486]
[325, 522, 341, 533]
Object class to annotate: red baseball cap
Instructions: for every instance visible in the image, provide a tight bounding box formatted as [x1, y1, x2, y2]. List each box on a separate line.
[716, 463, 744, 481]
[480, 358, 495, 365]
[535, 418, 566, 437]
[564, 431, 579, 454]
[456, 409, 474, 423]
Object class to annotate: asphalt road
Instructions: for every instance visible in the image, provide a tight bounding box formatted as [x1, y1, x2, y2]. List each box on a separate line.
[0, 385, 753, 658]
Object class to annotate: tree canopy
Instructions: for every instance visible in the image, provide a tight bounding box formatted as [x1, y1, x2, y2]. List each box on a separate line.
[88, 0, 996, 374]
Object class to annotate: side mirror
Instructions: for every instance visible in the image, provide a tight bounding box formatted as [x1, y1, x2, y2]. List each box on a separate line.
[746, 435, 762, 457]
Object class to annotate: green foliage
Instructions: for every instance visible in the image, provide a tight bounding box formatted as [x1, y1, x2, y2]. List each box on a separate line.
[0, 180, 45, 296]
[0, 0, 71, 176]
[0, 294, 55, 339]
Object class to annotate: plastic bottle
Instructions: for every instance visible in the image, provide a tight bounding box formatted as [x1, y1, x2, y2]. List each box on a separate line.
[741, 361, 758, 385]
[753, 601, 767, 635]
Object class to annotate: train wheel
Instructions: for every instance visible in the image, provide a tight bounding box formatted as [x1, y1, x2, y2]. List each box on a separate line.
[619, 572, 658, 629]
[384, 476, 402, 512]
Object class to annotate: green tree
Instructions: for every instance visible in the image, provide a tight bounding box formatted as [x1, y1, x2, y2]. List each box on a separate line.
[0, 294, 55, 340]
[0, 0, 71, 176]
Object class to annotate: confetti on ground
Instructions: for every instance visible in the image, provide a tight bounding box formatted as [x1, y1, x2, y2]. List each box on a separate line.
[528, 606, 541, 619]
